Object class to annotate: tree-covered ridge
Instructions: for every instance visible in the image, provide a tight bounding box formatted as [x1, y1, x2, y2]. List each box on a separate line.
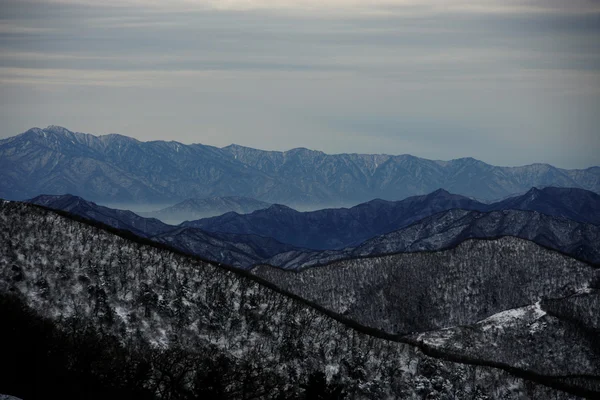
[254, 237, 597, 335]
[0, 201, 585, 399]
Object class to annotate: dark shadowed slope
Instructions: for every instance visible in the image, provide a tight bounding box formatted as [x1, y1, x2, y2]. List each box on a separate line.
[490, 187, 600, 225]
[141, 196, 271, 224]
[2, 125, 598, 205]
[1, 201, 587, 398]
[183, 186, 600, 251]
[150, 227, 300, 267]
[265, 209, 600, 269]
[184, 189, 488, 250]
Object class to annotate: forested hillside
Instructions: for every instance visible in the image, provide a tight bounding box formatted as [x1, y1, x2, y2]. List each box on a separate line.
[0, 201, 590, 399]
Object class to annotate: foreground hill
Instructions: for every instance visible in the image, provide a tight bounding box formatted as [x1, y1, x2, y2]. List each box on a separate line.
[253, 237, 598, 335]
[141, 196, 271, 224]
[410, 290, 600, 396]
[253, 237, 600, 396]
[1, 125, 598, 206]
[0, 201, 587, 399]
[266, 209, 600, 269]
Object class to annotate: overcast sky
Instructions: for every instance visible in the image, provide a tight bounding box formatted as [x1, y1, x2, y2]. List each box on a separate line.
[0, 0, 599, 168]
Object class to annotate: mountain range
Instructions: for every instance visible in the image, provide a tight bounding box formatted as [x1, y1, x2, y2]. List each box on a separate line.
[1, 200, 597, 398]
[28, 194, 299, 267]
[3, 125, 600, 400]
[2, 125, 599, 207]
[184, 187, 600, 251]
[184, 189, 487, 250]
[264, 208, 600, 269]
[26, 187, 600, 270]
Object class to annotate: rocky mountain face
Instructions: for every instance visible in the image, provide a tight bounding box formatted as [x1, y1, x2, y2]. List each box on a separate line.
[2, 125, 599, 206]
[0, 201, 585, 399]
[266, 209, 600, 269]
[141, 196, 271, 224]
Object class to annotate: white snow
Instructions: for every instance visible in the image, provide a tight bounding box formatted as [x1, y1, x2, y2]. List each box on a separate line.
[479, 306, 529, 331]
[114, 305, 129, 322]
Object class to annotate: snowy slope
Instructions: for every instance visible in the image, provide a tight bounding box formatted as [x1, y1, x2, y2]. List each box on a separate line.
[0, 201, 590, 398]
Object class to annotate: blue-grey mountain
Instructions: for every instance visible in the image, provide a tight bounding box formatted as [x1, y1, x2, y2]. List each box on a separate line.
[489, 187, 600, 225]
[265, 209, 600, 269]
[29, 194, 173, 237]
[184, 189, 488, 250]
[184, 187, 600, 251]
[27, 187, 600, 269]
[2, 125, 599, 206]
[28, 194, 298, 267]
[141, 196, 271, 224]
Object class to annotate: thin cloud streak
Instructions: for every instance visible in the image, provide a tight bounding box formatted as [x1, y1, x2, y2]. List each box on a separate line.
[15, 0, 600, 14]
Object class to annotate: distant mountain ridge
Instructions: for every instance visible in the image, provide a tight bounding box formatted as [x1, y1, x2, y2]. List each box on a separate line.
[141, 196, 271, 224]
[185, 187, 600, 250]
[29, 194, 173, 238]
[2, 125, 599, 206]
[264, 209, 600, 269]
[184, 189, 489, 250]
[491, 186, 600, 225]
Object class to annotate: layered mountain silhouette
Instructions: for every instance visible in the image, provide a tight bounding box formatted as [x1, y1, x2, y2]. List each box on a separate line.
[141, 196, 271, 224]
[184, 189, 487, 249]
[490, 186, 600, 225]
[28, 194, 298, 267]
[185, 187, 600, 251]
[25, 187, 600, 269]
[2, 125, 599, 206]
